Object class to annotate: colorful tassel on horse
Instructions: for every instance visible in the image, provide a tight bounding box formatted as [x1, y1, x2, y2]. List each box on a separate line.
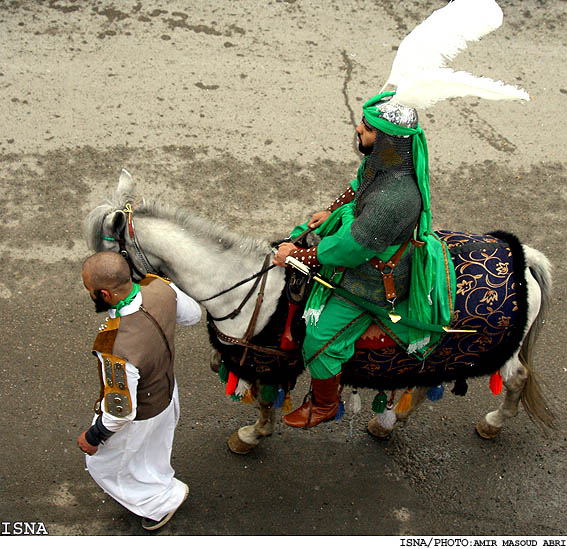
[372, 391, 388, 414]
[273, 388, 285, 409]
[225, 371, 238, 396]
[234, 377, 250, 398]
[490, 370, 503, 395]
[260, 384, 278, 403]
[240, 388, 256, 405]
[375, 404, 397, 430]
[395, 389, 413, 413]
[452, 378, 468, 396]
[218, 362, 229, 384]
[427, 385, 444, 402]
[280, 303, 300, 351]
[348, 389, 362, 415]
[335, 400, 345, 421]
[282, 391, 293, 413]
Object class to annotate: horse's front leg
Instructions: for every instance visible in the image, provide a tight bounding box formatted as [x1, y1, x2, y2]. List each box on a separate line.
[227, 383, 275, 454]
[476, 358, 528, 439]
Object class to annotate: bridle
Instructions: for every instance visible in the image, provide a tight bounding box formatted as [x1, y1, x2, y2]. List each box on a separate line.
[102, 203, 158, 281]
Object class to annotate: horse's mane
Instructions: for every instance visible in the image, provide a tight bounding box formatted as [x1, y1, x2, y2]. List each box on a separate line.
[85, 188, 269, 256]
[135, 198, 269, 255]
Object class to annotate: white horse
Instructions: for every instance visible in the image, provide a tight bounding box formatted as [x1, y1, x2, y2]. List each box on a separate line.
[85, 170, 556, 453]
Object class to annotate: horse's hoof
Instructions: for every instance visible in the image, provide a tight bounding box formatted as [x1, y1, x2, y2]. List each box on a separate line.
[227, 431, 257, 455]
[210, 350, 222, 373]
[475, 418, 502, 439]
[367, 417, 394, 440]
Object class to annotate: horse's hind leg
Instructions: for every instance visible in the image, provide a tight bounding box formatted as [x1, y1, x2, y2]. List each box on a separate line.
[476, 356, 528, 439]
[477, 254, 556, 439]
[228, 385, 275, 454]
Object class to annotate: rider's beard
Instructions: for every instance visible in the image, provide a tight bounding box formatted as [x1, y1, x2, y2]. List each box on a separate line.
[91, 290, 111, 313]
[358, 134, 374, 156]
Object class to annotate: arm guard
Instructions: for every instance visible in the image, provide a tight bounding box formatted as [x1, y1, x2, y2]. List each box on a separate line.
[85, 414, 114, 446]
[327, 185, 356, 212]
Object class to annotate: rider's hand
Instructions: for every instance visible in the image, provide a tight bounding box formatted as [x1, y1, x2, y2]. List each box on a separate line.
[308, 210, 331, 229]
[273, 242, 298, 267]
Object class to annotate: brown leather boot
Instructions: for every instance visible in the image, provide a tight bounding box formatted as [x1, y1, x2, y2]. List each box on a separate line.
[282, 373, 342, 428]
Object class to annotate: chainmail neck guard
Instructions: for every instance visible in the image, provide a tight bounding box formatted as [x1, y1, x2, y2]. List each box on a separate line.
[357, 128, 416, 199]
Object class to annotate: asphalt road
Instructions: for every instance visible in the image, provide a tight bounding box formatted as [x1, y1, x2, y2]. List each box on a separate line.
[0, 0, 566, 538]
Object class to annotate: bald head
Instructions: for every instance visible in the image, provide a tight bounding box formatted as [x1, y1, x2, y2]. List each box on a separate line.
[82, 251, 131, 293]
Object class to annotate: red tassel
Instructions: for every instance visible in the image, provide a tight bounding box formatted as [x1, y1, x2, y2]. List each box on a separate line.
[226, 371, 238, 395]
[280, 303, 300, 350]
[490, 371, 503, 395]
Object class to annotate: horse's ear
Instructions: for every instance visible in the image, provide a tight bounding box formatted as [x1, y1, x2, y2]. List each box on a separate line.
[117, 168, 134, 195]
[102, 210, 127, 237]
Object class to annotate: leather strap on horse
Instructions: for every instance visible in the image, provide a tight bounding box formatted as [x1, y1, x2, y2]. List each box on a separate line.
[206, 227, 315, 321]
[209, 322, 299, 359]
[369, 232, 424, 301]
[238, 254, 271, 366]
[208, 254, 272, 323]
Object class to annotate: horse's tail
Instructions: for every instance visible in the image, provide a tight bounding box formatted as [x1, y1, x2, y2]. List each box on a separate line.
[519, 245, 556, 430]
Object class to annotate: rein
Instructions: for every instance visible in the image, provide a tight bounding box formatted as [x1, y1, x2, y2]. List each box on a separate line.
[206, 255, 273, 322]
[199, 226, 313, 303]
[201, 263, 277, 304]
[201, 226, 314, 322]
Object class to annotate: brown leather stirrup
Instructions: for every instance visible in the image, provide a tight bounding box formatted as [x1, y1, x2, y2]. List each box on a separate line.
[282, 373, 342, 429]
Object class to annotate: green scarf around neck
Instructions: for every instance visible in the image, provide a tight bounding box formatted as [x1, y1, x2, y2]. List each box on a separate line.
[111, 282, 141, 317]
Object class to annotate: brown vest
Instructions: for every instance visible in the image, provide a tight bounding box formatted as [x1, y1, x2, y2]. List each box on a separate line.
[93, 276, 178, 421]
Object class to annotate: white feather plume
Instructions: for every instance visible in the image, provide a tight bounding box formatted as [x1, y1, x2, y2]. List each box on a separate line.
[380, 0, 529, 108]
[383, 0, 503, 89]
[394, 68, 530, 109]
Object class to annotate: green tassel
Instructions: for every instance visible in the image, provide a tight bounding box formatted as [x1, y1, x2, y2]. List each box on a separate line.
[230, 393, 241, 402]
[260, 384, 278, 403]
[372, 391, 388, 414]
[218, 361, 229, 384]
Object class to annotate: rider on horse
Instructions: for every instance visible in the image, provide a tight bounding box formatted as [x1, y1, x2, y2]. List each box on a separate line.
[273, 92, 454, 428]
[272, 0, 530, 430]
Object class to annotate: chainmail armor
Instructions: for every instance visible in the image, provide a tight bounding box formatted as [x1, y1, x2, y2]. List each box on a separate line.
[339, 128, 422, 308]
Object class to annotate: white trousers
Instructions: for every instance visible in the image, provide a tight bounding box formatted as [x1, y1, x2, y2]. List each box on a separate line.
[85, 384, 186, 520]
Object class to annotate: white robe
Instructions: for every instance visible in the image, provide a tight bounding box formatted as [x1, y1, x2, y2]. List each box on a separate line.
[85, 283, 201, 520]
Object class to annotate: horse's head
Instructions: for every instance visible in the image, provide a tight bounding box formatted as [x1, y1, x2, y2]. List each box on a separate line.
[85, 169, 156, 281]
